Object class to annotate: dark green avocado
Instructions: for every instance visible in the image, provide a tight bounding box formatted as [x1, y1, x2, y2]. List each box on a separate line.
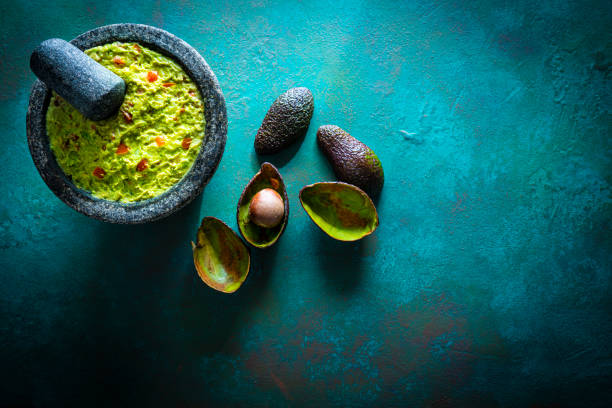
[317, 125, 384, 197]
[254, 87, 314, 154]
[237, 162, 289, 248]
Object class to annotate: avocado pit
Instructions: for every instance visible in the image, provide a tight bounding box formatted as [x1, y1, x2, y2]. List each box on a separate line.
[249, 188, 284, 228]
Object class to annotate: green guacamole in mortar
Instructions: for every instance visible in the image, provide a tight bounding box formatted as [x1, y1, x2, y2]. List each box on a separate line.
[46, 42, 205, 202]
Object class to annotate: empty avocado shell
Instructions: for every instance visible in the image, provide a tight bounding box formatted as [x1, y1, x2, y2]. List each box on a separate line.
[192, 217, 251, 293]
[237, 162, 289, 248]
[299, 182, 379, 241]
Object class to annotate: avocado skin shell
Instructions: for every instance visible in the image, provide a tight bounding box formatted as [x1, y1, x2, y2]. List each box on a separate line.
[255, 87, 314, 154]
[192, 217, 251, 294]
[299, 181, 379, 241]
[317, 125, 384, 197]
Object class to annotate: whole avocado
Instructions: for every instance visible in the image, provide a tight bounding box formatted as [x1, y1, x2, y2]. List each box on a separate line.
[317, 125, 384, 197]
[254, 87, 314, 154]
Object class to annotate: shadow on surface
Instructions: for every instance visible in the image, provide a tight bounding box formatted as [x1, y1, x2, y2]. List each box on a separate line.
[177, 240, 277, 356]
[315, 231, 366, 294]
[249, 243, 280, 297]
[62, 194, 208, 404]
[0, 192, 211, 406]
[254, 131, 307, 168]
[56, 192, 277, 404]
[370, 185, 383, 207]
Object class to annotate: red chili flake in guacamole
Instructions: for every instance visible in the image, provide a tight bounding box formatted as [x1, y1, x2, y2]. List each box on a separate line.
[116, 143, 129, 155]
[121, 109, 133, 123]
[147, 71, 158, 82]
[136, 159, 148, 172]
[182, 138, 192, 150]
[93, 167, 106, 179]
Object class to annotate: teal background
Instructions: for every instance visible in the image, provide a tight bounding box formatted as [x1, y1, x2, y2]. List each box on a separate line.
[1, 0, 611, 406]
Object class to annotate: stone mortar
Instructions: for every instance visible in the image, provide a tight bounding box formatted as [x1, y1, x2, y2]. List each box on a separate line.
[26, 23, 227, 223]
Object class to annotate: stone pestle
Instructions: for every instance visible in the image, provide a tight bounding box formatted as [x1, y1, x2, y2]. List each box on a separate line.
[30, 38, 125, 121]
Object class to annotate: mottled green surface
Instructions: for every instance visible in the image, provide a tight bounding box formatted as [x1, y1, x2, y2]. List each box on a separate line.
[1, 0, 611, 407]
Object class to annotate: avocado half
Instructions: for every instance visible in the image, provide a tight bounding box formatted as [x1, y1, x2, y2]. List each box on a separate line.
[299, 182, 379, 241]
[192, 217, 251, 293]
[237, 162, 289, 248]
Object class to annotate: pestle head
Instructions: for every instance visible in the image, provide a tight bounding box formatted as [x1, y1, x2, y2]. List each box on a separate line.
[30, 38, 126, 121]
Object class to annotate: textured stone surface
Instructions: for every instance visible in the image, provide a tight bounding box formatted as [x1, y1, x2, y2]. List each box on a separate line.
[2, 1, 612, 407]
[30, 38, 126, 121]
[26, 24, 227, 223]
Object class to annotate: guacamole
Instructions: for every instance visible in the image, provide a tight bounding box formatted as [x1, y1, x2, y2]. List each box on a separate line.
[46, 42, 205, 202]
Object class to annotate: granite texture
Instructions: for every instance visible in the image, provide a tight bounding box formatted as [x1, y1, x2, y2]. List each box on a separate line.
[2, 1, 612, 407]
[26, 24, 227, 223]
[30, 38, 126, 121]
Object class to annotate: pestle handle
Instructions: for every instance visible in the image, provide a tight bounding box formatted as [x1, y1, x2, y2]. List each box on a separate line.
[30, 38, 126, 121]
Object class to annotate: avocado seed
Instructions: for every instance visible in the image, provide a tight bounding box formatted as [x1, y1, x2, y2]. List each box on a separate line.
[248, 188, 284, 228]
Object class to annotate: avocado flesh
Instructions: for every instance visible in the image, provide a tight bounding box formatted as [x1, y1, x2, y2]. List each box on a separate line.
[255, 87, 314, 154]
[317, 125, 384, 197]
[192, 217, 250, 293]
[299, 182, 379, 241]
